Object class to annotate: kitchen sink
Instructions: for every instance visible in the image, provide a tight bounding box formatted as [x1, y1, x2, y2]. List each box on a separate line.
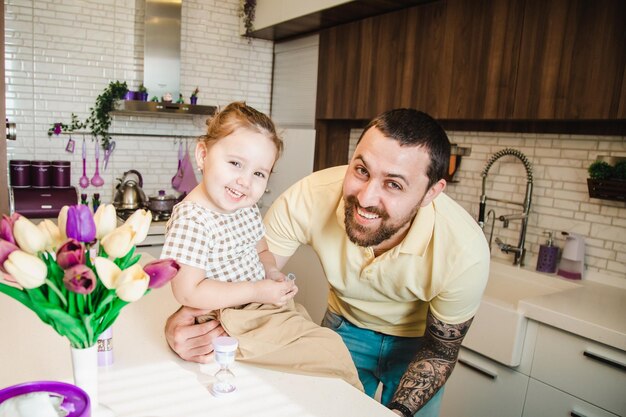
[462, 260, 581, 366]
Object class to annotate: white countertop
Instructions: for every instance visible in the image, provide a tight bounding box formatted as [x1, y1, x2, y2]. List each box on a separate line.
[0, 278, 395, 416]
[519, 278, 626, 351]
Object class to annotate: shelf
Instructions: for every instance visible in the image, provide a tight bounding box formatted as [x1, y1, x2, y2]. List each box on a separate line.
[111, 100, 216, 118]
[587, 179, 626, 202]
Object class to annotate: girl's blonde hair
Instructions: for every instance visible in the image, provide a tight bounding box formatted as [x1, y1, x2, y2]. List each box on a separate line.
[200, 101, 283, 159]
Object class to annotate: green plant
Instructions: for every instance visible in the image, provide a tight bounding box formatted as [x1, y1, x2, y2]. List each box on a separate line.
[138, 83, 147, 93]
[191, 87, 200, 98]
[239, 0, 256, 37]
[613, 160, 626, 180]
[48, 113, 85, 136]
[588, 160, 613, 180]
[86, 81, 128, 150]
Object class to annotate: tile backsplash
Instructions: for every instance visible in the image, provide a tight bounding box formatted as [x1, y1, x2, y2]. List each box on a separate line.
[5, 0, 273, 203]
[350, 129, 626, 280]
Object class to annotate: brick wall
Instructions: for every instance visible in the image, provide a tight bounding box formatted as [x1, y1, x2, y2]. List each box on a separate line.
[349, 130, 626, 280]
[4, 0, 273, 203]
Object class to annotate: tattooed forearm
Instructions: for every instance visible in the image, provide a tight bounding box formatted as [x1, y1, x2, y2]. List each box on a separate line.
[388, 309, 473, 416]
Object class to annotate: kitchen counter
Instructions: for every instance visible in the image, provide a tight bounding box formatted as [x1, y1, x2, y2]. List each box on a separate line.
[519, 278, 626, 351]
[0, 263, 395, 416]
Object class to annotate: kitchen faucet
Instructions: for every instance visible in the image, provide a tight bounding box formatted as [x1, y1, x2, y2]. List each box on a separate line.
[478, 148, 533, 266]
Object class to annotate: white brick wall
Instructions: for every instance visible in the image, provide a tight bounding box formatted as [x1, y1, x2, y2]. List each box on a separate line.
[349, 129, 626, 280]
[5, 0, 274, 203]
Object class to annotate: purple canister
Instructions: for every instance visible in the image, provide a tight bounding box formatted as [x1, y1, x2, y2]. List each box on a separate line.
[31, 160, 51, 188]
[9, 160, 30, 188]
[52, 160, 72, 188]
[0, 381, 90, 417]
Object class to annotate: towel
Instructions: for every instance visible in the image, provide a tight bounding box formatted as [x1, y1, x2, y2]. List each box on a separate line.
[171, 146, 198, 194]
[197, 300, 363, 391]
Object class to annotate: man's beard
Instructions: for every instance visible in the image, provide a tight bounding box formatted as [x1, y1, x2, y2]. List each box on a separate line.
[343, 195, 419, 248]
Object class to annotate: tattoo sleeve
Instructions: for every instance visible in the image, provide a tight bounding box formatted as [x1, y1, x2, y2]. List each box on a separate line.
[388, 309, 473, 415]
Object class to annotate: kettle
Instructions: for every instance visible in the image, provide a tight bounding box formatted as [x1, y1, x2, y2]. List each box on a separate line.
[113, 170, 147, 210]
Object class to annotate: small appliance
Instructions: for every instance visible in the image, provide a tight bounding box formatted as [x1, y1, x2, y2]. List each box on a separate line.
[557, 232, 585, 280]
[10, 187, 78, 218]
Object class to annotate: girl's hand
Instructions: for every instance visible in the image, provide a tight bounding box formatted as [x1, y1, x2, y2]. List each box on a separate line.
[265, 268, 286, 281]
[254, 279, 297, 306]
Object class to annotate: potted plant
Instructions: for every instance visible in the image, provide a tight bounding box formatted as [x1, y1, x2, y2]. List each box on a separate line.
[138, 84, 148, 101]
[190, 87, 199, 105]
[240, 0, 256, 38]
[587, 157, 626, 201]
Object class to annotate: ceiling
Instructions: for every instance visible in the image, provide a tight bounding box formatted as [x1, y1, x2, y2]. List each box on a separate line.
[248, 0, 436, 41]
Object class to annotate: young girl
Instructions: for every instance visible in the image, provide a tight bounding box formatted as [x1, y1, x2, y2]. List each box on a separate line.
[162, 102, 361, 390]
[163, 101, 296, 310]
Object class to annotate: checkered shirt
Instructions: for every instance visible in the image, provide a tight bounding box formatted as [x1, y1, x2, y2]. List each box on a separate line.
[161, 201, 265, 282]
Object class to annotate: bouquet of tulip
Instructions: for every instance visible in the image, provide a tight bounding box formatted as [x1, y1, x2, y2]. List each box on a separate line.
[0, 204, 179, 349]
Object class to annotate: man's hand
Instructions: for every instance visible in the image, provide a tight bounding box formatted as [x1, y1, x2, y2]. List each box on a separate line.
[164, 306, 226, 364]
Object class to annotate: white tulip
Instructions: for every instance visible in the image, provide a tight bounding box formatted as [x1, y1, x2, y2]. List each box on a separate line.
[124, 209, 152, 244]
[3, 250, 47, 289]
[115, 263, 149, 302]
[94, 256, 121, 289]
[93, 204, 118, 240]
[37, 219, 63, 251]
[57, 206, 69, 241]
[100, 225, 135, 259]
[13, 217, 47, 254]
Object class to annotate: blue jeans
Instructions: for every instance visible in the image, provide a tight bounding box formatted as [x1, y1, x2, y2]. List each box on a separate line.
[322, 310, 444, 417]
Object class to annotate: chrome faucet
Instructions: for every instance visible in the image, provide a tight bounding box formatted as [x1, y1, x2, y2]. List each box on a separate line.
[478, 148, 533, 266]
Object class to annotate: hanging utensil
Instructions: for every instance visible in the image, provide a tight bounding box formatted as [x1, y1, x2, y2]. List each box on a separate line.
[91, 140, 104, 187]
[103, 141, 116, 170]
[79, 137, 89, 189]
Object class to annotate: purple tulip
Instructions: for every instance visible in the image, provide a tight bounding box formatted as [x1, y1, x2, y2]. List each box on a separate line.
[66, 205, 96, 243]
[53, 123, 62, 135]
[0, 238, 19, 272]
[56, 239, 85, 269]
[0, 214, 19, 244]
[143, 258, 180, 289]
[63, 264, 96, 294]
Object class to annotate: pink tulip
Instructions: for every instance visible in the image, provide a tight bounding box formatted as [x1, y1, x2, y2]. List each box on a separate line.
[0, 238, 19, 272]
[56, 239, 85, 269]
[63, 264, 96, 294]
[143, 258, 180, 289]
[0, 214, 19, 244]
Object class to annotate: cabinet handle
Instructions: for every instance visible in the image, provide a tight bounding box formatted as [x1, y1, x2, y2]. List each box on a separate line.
[570, 411, 588, 417]
[457, 358, 497, 380]
[583, 349, 626, 372]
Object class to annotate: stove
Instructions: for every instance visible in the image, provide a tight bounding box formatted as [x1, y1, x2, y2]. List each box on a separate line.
[116, 208, 171, 223]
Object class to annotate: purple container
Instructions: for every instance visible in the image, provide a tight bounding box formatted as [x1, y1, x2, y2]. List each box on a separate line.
[9, 160, 30, 188]
[31, 160, 51, 188]
[124, 91, 137, 100]
[0, 381, 90, 417]
[52, 160, 71, 188]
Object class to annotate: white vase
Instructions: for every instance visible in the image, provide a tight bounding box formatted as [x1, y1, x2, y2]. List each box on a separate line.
[70, 345, 115, 417]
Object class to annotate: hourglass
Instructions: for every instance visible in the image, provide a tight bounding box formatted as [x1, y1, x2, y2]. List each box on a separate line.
[210, 336, 239, 396]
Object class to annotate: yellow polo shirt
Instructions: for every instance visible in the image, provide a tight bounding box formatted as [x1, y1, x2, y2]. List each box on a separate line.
[264, 166, 490, 337]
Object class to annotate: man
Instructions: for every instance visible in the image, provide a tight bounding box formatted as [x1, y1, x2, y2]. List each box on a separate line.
[165, 108, 490, 416]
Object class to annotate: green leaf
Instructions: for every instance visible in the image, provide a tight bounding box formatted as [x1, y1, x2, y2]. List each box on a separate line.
[44, 278, 67, 308]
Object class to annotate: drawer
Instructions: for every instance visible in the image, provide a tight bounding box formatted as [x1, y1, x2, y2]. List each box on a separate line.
[523, 379, 619, 417]
[440, 348, 529, 417]
[530, 324, 626, 415]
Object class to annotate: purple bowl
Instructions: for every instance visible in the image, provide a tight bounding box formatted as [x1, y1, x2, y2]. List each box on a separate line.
[0, 381, 90, 417]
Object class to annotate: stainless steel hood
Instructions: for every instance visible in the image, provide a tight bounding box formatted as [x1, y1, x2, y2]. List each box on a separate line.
[144, 0, 181, 99]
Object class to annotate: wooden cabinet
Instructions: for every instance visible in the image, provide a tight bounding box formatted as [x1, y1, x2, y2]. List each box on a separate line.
[514, 0, 626, 119]
[316, 0, 626, 121]
[440, 348, 529, 417]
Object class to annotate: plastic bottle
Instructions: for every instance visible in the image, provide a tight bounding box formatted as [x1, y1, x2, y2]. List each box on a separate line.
[536, 231, 559, 273]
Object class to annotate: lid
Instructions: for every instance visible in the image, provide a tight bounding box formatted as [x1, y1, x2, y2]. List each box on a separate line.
[213, 336, 238, 353]
[9, 160, 30, 166]
[31, 160, 51, 166]
[52, 160, 71, 166]
[0, 381, 90, 417]
[151, 189, 176, 201]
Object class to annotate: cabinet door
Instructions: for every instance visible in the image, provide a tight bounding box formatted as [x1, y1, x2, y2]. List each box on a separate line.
[440, 348, 528, 417]
[523, 379, 619, 417]
[514, 0, 626, 119]
[531, 325, 626, 416]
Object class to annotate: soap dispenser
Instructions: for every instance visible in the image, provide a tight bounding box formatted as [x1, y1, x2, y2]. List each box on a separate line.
[536, 231, 559, 273]
[557, 232, 585, 280]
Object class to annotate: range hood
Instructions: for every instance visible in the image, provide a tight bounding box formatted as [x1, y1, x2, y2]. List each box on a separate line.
[113, 0, 214, 118]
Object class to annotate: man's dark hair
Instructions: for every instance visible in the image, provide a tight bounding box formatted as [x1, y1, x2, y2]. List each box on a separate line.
[357, 108, 450, 189]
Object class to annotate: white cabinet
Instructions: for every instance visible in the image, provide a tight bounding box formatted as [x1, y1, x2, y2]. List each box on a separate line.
[440, 348, 529, 417]
[528, 324, 626, 417]
[523, 379, 619, 417]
